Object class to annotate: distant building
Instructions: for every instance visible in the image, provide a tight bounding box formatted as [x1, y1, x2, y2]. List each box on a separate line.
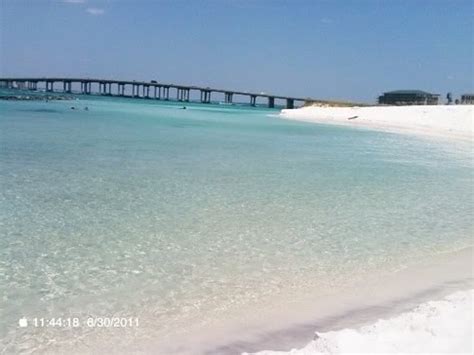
[378, 90, 439, 105]
[460, 94, 474, 104]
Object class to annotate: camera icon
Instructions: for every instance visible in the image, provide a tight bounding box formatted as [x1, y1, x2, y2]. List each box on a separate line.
[18, 317, 28, 328]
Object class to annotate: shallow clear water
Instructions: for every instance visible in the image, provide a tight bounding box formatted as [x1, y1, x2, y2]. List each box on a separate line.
[0, 92, 472, 353]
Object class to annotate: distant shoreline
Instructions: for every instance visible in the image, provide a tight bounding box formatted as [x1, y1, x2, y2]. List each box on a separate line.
[0, 94, 74, 101]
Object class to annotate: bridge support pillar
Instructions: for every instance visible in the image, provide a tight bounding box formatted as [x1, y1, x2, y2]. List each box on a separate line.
[63, 81, 72, 93]
[250, 95, 257, 106]
[177, 88, 190, 102]
[82, 82, 91, 95]
[46, 81, 54, 92]
[101, 83, 108, 95]
[200, 90, 211, 103]
[66, 82, 70, 93]
[132, 84, 139, 97]
[143, 85, 150, 98]
[268, 97, 275, 108]
[225, 92, 233, 104]
[286, 99, 294, 109]
[163, 87, 170, 100]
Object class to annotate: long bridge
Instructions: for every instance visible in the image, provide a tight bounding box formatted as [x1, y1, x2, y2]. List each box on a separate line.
[0, 77, 316, 109]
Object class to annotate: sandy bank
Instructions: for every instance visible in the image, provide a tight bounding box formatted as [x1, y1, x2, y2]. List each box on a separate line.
[280, 105, 473, 141]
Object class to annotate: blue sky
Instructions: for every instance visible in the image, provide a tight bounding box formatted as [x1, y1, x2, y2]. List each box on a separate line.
[1, 0, 472, 102]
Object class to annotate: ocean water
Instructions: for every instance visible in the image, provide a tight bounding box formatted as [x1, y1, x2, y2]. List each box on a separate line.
[0, 92, 473, 353]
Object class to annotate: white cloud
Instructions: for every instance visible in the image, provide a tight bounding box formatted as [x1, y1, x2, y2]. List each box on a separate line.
[63, 0, 86, 4]
[86, 7, 105, 15]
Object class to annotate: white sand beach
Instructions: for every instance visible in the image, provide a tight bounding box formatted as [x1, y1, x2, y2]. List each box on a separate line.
[248, 289, 473, 355]
[280, 105, 473, 141]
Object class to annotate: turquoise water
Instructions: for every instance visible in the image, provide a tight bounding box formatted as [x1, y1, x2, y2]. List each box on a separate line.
[0, 92, 473, 353]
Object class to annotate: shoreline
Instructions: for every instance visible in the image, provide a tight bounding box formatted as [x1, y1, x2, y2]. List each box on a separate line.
[156, 247, 473, 355]
[280, 105, 474, 142]
[247, 288, 474, 354]
[233, 247, 474, 355]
